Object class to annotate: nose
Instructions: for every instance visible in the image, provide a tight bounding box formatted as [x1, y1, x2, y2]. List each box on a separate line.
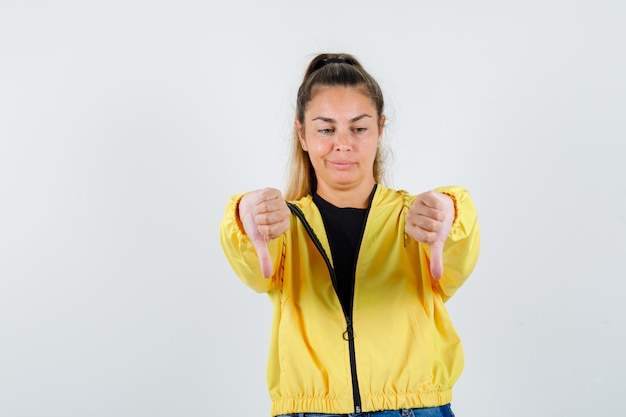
[335, 131, 351, 151]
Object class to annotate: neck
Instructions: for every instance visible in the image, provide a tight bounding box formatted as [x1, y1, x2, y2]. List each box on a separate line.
[316, 181, 376, 209]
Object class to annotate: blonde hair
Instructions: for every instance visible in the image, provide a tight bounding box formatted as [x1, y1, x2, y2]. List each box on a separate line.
[285, 53, 387, 200]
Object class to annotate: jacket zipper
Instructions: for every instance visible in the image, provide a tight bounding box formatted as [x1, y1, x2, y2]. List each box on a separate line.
[286, 185, 377, 414]
[287, 202, 362, 413]
[346, 185, 377, 413]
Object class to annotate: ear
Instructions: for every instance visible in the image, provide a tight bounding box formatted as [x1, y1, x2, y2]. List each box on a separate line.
[295, 120, 308, 151]
[378, 115, 386, 143]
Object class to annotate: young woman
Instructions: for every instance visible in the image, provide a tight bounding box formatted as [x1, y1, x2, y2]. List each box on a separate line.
[220, 53, 480, 417]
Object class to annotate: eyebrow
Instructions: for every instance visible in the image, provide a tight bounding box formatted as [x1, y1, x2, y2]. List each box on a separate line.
[311, 114, 373, 123]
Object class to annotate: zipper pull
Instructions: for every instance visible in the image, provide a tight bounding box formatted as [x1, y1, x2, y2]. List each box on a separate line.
[343, 320, 355, 341]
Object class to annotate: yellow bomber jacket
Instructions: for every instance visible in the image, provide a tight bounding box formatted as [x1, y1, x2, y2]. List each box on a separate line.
[219, 185, 480, 416]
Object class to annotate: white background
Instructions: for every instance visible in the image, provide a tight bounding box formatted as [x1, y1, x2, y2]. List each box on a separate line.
[1, 1, 625, 416]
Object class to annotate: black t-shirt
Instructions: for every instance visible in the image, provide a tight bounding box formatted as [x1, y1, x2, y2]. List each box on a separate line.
[312, 194, 367, 314]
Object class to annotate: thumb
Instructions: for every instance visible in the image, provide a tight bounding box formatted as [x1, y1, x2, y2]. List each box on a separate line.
[241, 209, 274, 279]
[429, 240, 444, 280]
[429, 201, 454, 280]
[251, 235, 273, 278]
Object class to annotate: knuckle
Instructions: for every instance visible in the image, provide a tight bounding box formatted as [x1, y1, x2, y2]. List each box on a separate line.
[259, 212, 272, 225]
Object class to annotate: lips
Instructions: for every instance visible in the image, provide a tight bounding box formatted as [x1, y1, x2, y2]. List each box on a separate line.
[328, 160, 355, 170]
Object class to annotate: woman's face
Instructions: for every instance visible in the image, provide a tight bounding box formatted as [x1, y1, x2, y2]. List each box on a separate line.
[296, 86, 384, 199]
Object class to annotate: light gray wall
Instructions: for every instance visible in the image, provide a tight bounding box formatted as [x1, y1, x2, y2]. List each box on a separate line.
[1, 1, 624, 416]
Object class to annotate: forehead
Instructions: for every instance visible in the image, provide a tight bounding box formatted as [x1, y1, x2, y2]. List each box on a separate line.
[307, 86, 376, 114]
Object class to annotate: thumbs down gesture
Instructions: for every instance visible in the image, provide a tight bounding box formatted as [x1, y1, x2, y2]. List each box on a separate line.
[405, 191, 455, 280]
[238, 188, 291, 278]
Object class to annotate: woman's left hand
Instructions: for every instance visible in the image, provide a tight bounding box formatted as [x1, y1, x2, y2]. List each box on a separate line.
[405, 191, 455, 279]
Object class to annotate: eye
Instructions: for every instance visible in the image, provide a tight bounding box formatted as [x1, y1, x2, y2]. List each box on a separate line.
[352, 127, 368, 133]
[318, 128, 334, 134]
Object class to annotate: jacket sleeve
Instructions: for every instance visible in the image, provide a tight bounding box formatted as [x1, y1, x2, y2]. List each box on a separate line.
[432, 186, 481, 301]
[219, 193, 282, 293]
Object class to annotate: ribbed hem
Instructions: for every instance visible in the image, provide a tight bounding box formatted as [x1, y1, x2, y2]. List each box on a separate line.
[271, 390, 453, 416]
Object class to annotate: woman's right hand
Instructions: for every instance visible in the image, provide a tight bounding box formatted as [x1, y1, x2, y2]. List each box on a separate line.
[238, 188, 291, 278]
